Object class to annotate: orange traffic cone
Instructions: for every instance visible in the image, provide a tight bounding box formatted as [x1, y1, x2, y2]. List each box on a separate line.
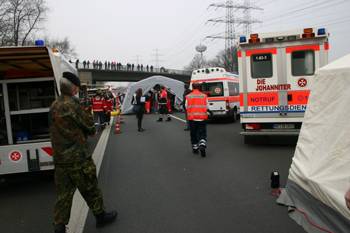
[114, 120, 122, 134]
[120, 114, 125, 124]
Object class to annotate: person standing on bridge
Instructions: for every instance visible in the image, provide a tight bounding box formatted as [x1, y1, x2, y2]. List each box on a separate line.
[185, 82, 212, 157]
[49, 72, 117, 233]
[157, 85, 171, 122]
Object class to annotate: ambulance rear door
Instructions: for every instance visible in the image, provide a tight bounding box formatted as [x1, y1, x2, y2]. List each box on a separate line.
[242, 44, 281, 120]
[284, 32, 329, 124]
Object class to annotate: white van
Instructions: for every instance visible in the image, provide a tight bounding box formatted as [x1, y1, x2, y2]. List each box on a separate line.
[190, 67, 240, 122]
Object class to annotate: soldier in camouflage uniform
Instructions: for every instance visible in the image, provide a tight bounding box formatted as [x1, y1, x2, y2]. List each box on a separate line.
[49, 72, 117, 233]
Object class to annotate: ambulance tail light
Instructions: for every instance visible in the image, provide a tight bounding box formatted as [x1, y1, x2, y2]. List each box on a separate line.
[318, 28, 326, 35]
[302, 28, 315, 38]
[249, 34, 260, 43]
[249, 38, 260, 43]
[226, 100, 229, 109]
[245, 124, 260, 130]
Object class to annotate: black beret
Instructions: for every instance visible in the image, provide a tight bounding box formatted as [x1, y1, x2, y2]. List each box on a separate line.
[62, 72, 80, 87]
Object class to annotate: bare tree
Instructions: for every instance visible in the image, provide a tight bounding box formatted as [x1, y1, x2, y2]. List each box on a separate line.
[183, 54, 208, 71]
[184, 45, 239, 73]
[0, 0, 10, 45]
[0, 0, 49, 46]
[45, 36, 78, 59]
[207, 46, 239, 73]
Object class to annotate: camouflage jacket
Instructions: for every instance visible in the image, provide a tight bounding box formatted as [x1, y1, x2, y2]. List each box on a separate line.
[48, 93, 96, 164]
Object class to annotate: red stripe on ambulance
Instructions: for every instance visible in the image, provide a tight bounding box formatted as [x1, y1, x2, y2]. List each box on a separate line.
[246, 48, 277, 57]
[286, 44, 320, 53]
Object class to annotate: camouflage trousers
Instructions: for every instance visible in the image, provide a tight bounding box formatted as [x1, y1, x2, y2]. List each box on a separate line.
[53, 156, 104, 226]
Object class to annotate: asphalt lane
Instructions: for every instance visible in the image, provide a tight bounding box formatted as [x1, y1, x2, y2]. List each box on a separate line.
[84, 112, 305, 233]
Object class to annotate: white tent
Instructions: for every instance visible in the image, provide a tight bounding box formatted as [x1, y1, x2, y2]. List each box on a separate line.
[277, 54, 350, 232]
[121, 76, 185, 114]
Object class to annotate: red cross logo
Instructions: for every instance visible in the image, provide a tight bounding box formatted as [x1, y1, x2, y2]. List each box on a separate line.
[215, 88, 221, 94]
[298, 78, 308, 88]
[10, 151, 22, 162]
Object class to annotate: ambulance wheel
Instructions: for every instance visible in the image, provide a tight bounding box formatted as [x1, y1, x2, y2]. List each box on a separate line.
[231, 108, 237, 122]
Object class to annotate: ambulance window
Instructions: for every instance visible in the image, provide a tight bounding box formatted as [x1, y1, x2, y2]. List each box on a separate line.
[228, 82, 239, 96]
[201, 82, 224, 97]
[251, 53, 272, 78]
[292, 50, 314, 76]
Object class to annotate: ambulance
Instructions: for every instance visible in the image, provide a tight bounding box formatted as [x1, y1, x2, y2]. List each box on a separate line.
[238, 27, 329, 140]
[190, 67, 240, 122]
[0, 43, 76, 183]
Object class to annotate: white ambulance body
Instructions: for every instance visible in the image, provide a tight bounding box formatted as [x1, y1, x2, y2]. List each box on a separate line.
[0, 45, 76, 182]
[238, 27, 329, 139]
[190, 67, 240, 122]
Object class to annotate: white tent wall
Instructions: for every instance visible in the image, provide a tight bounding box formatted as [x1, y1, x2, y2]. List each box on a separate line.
[121, 76, 185, 114]
[277, 54, 350, 232]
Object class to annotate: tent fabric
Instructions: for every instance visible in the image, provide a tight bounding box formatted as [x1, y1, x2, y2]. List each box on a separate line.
[277, 54, 350, 231]
[278, 180, 350, 233]
[121, 76, 185, 114]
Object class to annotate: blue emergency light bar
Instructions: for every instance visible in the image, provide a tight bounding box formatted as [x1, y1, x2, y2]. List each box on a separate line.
[240, 36, 247, 43]
[318, 28, 326, 35]
[35, 40, 44, 46]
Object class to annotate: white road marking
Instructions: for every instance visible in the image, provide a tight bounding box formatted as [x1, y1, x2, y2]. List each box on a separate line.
[170, 114, 186, 123]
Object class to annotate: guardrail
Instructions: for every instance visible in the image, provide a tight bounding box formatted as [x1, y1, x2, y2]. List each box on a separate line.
[74, 62, 192, 75]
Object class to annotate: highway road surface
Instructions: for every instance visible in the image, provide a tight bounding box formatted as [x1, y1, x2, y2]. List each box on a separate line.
[0, 111, 305, 233]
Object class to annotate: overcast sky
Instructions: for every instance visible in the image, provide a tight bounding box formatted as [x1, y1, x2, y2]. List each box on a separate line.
[45, 0, 350, 70]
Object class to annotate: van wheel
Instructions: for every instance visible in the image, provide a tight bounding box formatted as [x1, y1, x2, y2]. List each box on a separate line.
[231, 108, 237, 122]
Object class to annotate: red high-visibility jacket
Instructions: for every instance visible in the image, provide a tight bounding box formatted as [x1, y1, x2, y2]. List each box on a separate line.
[106, 98, 114, 112]
[90, 94, 107, 112]
[186, 89, 208, 120]
[159, 90, 167, 105]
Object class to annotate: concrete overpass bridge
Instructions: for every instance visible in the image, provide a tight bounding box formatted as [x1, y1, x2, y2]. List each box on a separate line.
[76, 63, 192, 84]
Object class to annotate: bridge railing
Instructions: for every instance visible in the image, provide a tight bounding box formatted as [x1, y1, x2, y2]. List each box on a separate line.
[74, 62, 192, 75]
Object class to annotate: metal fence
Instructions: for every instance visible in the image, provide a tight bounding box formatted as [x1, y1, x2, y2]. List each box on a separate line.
[74, 62, 192, 76]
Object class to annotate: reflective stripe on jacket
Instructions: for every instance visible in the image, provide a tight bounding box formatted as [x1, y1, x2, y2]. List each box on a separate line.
[90, 94, 107, 112]
[186, 89, 208, 120]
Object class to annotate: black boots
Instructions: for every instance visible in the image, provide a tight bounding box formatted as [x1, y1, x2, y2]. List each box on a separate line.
[157, 118, 162, 122]
[165, 117, 171, 122]
[95, 210, 118, 228]
[54, 225, 66, 233]
[200, 148, 206, 157]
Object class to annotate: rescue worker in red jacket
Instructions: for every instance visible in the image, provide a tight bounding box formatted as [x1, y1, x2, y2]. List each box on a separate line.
[157, 85, 171, 122]
[90, 89, 107, 130]
[185, 82, 213, 157]
[103, 92, 114, 125]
